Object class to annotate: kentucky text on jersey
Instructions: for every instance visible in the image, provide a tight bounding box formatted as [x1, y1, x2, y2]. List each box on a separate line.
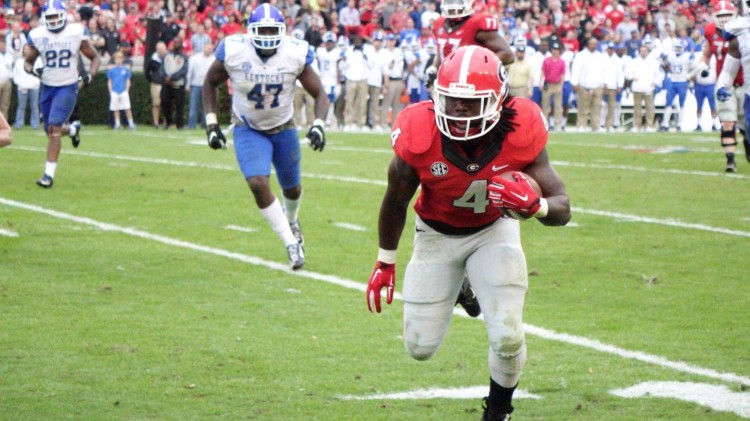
[243, 71, 284, 84]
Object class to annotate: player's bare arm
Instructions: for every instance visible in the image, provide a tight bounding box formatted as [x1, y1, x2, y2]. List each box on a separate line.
[475, 30, 514, 66]
[298, 65, 329, 121]
[0, 112, 11, 147]
[80, 40, 100, 76]
[202, 60, 230, 115]
[378, 155, 420, 251]
[522, 148, 571, 226]
[23, 45, 39, 74]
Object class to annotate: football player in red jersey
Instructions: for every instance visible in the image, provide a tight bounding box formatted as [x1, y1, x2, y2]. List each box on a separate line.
[365, 46, 570, 421]
[702, 0, 748, 172]
[426, 0, 514, 86]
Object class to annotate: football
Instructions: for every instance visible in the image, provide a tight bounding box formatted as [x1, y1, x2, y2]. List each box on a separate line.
[497, 171, 543, 196]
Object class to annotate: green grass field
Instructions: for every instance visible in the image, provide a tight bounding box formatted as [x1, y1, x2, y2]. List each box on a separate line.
[1, 126, 749, 420]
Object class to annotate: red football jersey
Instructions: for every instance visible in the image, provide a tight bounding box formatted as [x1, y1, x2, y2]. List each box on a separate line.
[392, 98, 548, 230]
[432, 13, 500, 62]
[705, 22, 743, 86]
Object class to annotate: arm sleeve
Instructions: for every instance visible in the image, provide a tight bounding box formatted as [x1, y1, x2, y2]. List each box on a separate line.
[718, 53, 740, 88]
[215, 40, 226, 63]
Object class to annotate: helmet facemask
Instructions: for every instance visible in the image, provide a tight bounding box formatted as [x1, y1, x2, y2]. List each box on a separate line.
[441, 0, 473, 19]
[44, 10, 66, 32]
[434, 81, 505, 141]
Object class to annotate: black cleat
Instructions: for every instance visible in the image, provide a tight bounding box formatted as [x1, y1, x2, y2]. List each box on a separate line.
[658, 126, 669, 132]
[70, 121, 81, 148]
[726, 161, 737, 173]
[456, 276, 481, 317]
[36, 174, 54, 188]
[482, 397, 513, 421]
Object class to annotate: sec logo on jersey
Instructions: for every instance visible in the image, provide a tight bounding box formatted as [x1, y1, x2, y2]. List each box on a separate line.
[431, 162, 449, 176]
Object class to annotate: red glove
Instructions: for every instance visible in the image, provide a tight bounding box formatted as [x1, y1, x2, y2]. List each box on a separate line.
[488, 171, 543, 219]
[366, 261, 395, 313]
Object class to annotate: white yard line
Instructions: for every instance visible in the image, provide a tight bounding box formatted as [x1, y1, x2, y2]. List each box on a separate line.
[2, 196, 749, 387]
[333, 222, 368, 232]
[224, 224, 257, 233]
[0, 228, 18, 237]
[339, 386, 542, 401]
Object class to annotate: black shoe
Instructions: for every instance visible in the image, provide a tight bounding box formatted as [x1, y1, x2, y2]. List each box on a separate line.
[36, 174, 54, 188]
[726, 161, 737, 173]
[70, 121, 81, 148]
[482, 397, 513, 421]
[456, 276, 481, 317]
[658, 126, 669, 132]
[693, 127, 702, 132]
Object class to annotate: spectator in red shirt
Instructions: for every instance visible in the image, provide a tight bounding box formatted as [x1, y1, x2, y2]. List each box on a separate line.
[540, 41, 566, 131]
[389, 3, 409, 35]
[222, 13, 242, 36]
[537, 14, 554, 39]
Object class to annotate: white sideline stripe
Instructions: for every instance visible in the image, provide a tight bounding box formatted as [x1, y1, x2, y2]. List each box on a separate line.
[548, 140, 718, 153]
[339, 386, 542, 401]
[610, 381, 750, 418]
[224, 224, 257, 233]
[552, 160, 750, 180]
[2, 196, 749, 388]
[13, 144, 748, 182]
[10, 146, 388, 186]
[333, 222, 368, 232]
[0, 228, 18, 237]
[572, 207, 750, 238]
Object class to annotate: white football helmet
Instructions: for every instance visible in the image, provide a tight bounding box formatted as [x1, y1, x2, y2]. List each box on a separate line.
[42, 0, 67, 33]
[434, 46, 508, 141]
[441, 0, 474, 19]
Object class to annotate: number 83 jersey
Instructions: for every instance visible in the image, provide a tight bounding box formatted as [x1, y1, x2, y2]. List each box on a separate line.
[216, 34, 313, 132]
[28, 23, 87, 87]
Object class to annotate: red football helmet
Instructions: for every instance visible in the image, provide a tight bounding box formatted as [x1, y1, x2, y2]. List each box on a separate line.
[434, 46, 508, 141]
[441, 0, 474, 19]
[714, 0, 737, 30]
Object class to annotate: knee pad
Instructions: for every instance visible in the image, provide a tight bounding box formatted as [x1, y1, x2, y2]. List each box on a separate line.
[490, 332, 526, 359]
[721, 128, 737, 147]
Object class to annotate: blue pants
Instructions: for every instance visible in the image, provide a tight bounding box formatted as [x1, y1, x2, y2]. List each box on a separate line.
[562, 81, 572, 107]
[233, 124, 301, 190]
[532, 87, 542, 106]
[188, 85, 204, 129]
[666, 80, 688, 107]
[15, 88, 39, 129]
[39, 82, 78, 132]
[743, 94, 750, 130]
[695, 83, 716, 112]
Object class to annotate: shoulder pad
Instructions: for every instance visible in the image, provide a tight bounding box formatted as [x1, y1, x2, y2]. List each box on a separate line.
[392, 102, 439, 157]
[725, 17, 750, 38]
[503, 97, 548, 162]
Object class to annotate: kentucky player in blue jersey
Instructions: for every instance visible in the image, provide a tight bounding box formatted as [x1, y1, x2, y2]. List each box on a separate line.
[202, 4, 329, 270]
[24, 0, 100, 188]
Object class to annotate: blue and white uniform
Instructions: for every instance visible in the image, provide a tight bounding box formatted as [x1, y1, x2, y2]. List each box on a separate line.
[215, 33, 314, 187]
[663, 50, 694, 107]
[27, 23, 87, 131]
[723, 17, 750, 129]
[316, 45, 341, 102]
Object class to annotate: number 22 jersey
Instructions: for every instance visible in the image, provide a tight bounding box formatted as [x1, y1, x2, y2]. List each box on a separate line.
[27, 23, 88, 87]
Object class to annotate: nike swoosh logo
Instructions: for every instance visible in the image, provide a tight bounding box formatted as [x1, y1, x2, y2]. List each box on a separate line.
[492, 164, 509, 171]
[511, 191, 528, 201]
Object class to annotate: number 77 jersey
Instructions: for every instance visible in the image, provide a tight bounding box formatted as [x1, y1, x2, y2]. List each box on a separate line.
[432, 13, 500, 62]
[216, 33, 313, 131]
[27, 23, 87, 87]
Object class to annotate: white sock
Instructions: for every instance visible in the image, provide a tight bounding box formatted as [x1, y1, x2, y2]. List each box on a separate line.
[45, 161, 57, 178]
[259, 198, 297, 246]
[713, 116, 721, 127]
[677, 107, 685, 127]
[68, 124, 77, 137]
[283, 192, 302, 224]
[662, 106, 672, 127]
[114, 117, 121, 127]
[128, 118, 134, 127]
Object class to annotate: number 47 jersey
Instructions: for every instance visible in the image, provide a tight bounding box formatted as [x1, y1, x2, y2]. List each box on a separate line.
[216, 34, 313, 132]
[28, 23, 88, 87]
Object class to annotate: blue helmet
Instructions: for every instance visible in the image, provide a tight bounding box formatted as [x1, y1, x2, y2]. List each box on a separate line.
[42, 0, 67, 33]
[248, 4, 286, 50]
[322, 31, 336, 44]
